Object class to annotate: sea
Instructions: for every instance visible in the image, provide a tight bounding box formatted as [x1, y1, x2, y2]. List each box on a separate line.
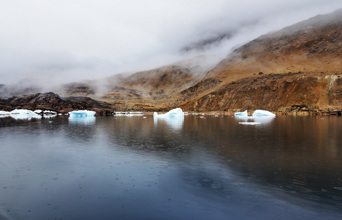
[0, 114, 341, 220]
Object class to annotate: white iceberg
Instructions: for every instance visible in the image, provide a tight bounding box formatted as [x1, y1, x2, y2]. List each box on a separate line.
[10, 109, 42, 120]
[154, 108, 184, 119]
[235, 109, 275, 125]
[252, 110, 276, 117]
[153, 108, 185, 130]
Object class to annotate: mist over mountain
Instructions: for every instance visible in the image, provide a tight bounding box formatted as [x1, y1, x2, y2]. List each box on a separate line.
[1, 0, 341, 86]
[1, 2, 342, 114]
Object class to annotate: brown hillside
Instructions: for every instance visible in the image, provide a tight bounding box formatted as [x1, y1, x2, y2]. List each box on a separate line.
[179, 10, 342, 114]
[61, 10, 342, 114]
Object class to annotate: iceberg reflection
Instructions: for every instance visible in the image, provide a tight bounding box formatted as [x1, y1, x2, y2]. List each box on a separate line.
[153, 108, 185, 130]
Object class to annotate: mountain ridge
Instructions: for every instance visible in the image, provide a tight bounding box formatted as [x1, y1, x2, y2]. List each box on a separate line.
[1, 10, 342, 115]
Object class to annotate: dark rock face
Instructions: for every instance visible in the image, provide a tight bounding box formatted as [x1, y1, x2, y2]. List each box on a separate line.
[0, 92, 113, 115]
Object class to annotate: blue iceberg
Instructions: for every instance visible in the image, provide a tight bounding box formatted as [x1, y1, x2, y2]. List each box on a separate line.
[68, 110, 96, 125]
[234, 110, 250, 118]
[69, 110, 96, 118]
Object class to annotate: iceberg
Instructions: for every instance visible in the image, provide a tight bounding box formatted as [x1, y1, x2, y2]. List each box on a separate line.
[235, 109, 275, 125]
[153, 108, 185, 130]
[9, 109, 42, 120]
[252, 110, 276, 117]
[153, 108, 184, 119]
[69, 110, 96, 118]
[234, 110, 251, 119]
[68, 110, 96, 125]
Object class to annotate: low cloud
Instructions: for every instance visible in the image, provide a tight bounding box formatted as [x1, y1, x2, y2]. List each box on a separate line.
[0, 0, 341, 86]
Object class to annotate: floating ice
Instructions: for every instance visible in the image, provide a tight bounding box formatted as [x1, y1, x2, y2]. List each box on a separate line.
[154, 108, 184, 130]
[9, 109, 42, 120]
[0, 111, 11, 118]
[154, 108, 184, 119]
[34, 109, 42, 114]
[68, 110, 96, 125]
[235, 109, 275, 125]
[69, 110, 96, 118]
[252, 110, 276, 117]
[234, 110, 250, 118]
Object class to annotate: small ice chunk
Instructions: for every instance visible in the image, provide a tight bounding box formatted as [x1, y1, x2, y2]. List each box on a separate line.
[43, 110, 57, 115]
[234, 110, 248, 117]
[234, 110, 251, 119]
[235, 109, 275, 124]
[69, 110, 96, 118]
[34, 109, 42, 114]
[252, 110, 276, 117]
[10, 109, 42, 120]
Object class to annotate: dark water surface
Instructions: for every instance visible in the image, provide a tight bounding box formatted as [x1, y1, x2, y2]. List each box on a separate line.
[0, 115, 342, 219]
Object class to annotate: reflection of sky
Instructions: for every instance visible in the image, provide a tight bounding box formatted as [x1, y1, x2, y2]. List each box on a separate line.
[69, 115, 96, 125]
[1, 116, 342, 219]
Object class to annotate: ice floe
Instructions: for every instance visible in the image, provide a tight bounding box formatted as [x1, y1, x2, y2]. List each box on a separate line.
[252, 110, 276, 117]
[8, 109, 42, 120]
[235, 110, 275, 125]
[234, 110, 250, 118]
[153, 108, 184, 130]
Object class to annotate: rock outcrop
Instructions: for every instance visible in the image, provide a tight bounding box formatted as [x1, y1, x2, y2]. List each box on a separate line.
[0, 92, 113, 115]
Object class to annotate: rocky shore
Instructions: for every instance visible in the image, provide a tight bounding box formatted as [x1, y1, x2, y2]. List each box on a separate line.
[0, 92, 113, 116]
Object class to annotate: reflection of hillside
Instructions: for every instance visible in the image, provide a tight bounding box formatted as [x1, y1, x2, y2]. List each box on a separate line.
[184, 116, 342, 204]
[100, 117, 191, 154]
[95, 116, 342, 205]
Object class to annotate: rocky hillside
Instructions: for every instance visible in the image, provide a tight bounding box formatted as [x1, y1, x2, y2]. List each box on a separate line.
[178, 9, 342, 114]
[2, 10, 342, 115]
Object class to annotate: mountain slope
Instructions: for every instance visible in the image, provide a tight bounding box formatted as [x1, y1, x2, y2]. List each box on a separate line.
[178, 9, 342, 114]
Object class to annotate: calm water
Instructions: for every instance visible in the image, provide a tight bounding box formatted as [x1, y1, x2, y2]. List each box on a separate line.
[0, 115, 342, 220]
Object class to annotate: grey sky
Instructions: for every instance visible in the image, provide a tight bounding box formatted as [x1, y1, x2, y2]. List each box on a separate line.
[0, 0, 341, 85]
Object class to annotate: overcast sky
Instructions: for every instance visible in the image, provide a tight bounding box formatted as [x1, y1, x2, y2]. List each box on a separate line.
[0, 0, 341, 85]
